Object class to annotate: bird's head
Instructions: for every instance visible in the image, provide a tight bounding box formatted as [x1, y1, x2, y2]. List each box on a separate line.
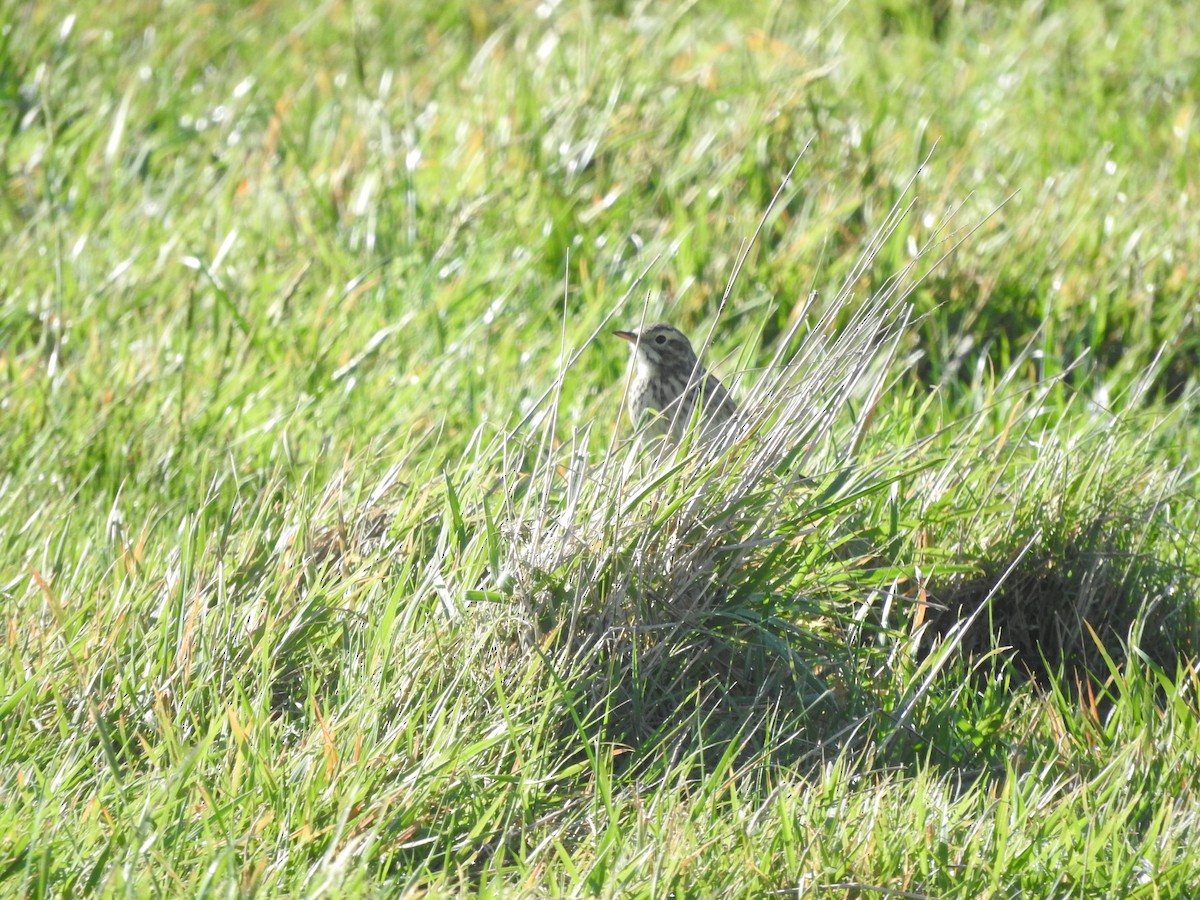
[612, 323, 700, 374]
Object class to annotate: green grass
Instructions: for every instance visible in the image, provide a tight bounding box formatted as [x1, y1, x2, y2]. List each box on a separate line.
[3, 0, 1199, 895]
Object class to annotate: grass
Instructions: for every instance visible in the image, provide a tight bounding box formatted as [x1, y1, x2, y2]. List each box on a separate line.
[2, 0, 1199, 895]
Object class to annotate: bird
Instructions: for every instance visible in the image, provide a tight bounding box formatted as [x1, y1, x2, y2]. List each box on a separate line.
[613, 323, 737, 444]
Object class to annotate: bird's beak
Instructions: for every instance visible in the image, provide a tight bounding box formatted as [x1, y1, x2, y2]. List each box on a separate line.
[612, 330, 637, 343]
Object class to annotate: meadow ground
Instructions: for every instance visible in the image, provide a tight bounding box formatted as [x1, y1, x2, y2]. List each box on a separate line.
[2, 0, 1200, 895]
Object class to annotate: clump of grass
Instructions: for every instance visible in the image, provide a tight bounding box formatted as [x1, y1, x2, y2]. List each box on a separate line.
[870, 358, 1200, 777]
[922, 508, 1197, 688]
[492, 175, 937, 765]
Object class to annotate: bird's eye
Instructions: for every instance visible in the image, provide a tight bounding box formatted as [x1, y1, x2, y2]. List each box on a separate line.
[655, 334, 667, 345]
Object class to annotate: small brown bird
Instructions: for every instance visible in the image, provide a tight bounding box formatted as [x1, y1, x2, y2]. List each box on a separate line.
[613, 323, 737, 443]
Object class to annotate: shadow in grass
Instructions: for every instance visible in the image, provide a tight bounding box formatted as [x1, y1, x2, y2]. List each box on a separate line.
[371, 617, 882, 886]
[585, 633, 852, 780]
[917, 514, 1198, 693]
[831, 511, 1200, 790]
[528, 550, 896, 788]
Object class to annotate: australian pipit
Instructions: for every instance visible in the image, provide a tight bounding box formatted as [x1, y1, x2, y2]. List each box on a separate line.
[614, 323, 737, 444]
